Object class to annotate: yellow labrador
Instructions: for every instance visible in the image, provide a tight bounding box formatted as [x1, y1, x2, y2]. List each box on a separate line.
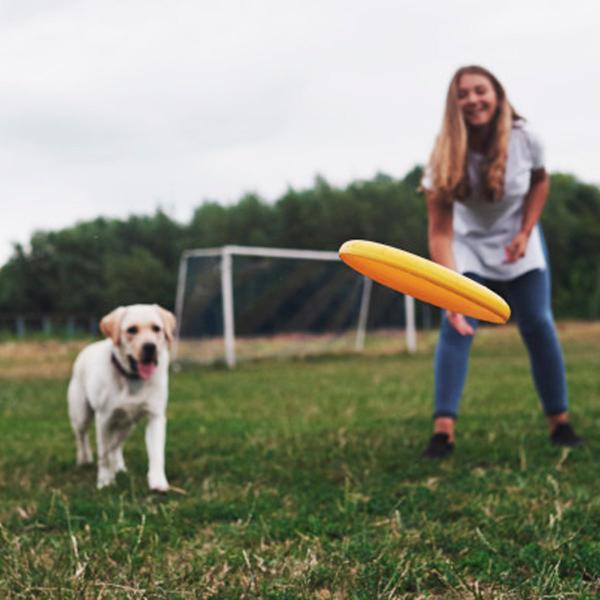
[68, 304, 176, 491]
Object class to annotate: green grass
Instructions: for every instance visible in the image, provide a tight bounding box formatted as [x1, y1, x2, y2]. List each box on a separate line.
[1, 325, 600, 598]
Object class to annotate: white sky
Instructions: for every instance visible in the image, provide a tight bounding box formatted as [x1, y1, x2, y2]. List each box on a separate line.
[1, 0, 599, 265]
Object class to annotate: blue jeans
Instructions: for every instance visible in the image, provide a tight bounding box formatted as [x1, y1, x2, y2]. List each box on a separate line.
[433, 268, 568, 418]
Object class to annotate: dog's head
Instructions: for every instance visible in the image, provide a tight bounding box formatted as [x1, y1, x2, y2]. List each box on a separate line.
[100, 304, 176, 380]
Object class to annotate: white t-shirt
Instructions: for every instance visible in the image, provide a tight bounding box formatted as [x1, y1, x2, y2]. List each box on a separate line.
[423, 120, 547, 280]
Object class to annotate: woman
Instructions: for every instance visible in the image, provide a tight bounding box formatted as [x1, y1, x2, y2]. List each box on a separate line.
[421, 65, 582, 458]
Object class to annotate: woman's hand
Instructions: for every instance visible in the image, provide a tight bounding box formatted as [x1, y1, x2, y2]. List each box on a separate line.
[446, 311, 474, 336]
[504, 230, 530, 263]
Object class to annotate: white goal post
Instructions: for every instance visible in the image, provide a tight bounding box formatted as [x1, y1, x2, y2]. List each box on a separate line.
[173, 245, 416, 367]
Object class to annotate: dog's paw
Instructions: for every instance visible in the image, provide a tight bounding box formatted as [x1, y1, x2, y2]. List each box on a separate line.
[148, 474, 169, 493]
[97, 469, 116, 489]
[76, 448, 94, 466]
[150, 482, 170, 493]
[97, 480, 115, 489]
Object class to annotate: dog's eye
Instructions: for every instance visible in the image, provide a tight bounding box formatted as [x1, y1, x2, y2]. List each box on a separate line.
[152, 325, 161, 333]
[126, 326, 139, 335]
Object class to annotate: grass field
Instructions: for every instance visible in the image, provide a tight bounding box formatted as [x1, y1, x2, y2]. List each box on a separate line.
[1, 323, 600, 598]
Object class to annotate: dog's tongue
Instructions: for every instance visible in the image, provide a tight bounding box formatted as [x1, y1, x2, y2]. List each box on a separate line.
[137, 362, 157, 380]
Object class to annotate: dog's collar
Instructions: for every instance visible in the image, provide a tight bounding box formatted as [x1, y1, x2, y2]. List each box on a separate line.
[111, 353, 141, 380]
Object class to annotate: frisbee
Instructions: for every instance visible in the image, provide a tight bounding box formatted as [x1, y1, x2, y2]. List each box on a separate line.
[339, 240, 510, 324]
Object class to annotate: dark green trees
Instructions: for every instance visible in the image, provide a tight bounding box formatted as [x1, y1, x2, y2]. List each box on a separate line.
[1, 168, 598, 319]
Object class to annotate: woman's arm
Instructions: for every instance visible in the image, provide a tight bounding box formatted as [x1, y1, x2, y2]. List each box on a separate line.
[504, 168, 550, 263]
[426, 192, 474, 335]
[426, 191, 456, 269]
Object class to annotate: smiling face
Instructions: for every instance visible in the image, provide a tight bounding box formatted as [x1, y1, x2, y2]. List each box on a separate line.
[456, 72, 499, 128]
[100, 304, 176, 380]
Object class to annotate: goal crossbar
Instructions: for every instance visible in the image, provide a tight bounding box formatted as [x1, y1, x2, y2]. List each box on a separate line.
[181, 245, 340, 261]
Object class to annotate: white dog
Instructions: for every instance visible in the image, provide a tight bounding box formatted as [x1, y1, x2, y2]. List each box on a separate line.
[68, 304, 176, 491]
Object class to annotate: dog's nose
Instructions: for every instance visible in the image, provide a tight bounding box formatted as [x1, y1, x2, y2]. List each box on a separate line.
[141, 343, 157, 364]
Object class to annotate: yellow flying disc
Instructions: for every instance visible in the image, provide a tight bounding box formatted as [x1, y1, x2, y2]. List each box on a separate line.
[339, 240, 510, 324]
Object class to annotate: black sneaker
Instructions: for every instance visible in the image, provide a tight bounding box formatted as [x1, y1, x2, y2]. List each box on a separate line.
[422, 433, 454, 459]
[550, 423, 584, 447]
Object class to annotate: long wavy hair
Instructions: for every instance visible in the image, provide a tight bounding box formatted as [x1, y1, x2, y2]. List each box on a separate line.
[427, 65, 521, 202]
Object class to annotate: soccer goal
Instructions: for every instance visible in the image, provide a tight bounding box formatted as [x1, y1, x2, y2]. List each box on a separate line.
[173, 245, 417, 367]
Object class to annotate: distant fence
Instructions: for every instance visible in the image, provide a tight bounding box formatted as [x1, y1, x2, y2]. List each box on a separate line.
[0, 305, 440, 342]
[0, 315, 99, 338]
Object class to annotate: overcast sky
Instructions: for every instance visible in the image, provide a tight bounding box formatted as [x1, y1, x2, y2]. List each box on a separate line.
[1, 0, 599, 266]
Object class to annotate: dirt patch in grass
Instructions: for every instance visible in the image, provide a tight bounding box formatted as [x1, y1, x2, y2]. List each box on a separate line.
[1, 321, 598, 379]
[0, 340, 89, 379]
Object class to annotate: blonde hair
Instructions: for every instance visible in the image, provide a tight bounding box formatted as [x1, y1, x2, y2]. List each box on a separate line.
[427, 65, 521, 202]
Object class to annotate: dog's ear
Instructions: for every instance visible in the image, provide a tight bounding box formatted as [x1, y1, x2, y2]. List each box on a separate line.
[155, 305, 177, 346]
[100, 307, 127, 346]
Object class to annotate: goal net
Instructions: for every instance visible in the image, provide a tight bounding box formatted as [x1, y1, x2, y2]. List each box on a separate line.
[173, 245, 419, 367]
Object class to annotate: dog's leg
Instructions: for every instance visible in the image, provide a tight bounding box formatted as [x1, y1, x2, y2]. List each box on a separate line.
[106, 408, 136, 474]
[109, 426, 133, 475]
[112, 445, 127, 474]
[76, 421, 94, 466]
[95, 413, 116, 489]
[68, 380, 94, 466]
[145, 413, 169, 491]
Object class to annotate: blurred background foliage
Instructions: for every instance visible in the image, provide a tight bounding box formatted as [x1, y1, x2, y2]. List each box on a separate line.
[1, 167, 599, 319]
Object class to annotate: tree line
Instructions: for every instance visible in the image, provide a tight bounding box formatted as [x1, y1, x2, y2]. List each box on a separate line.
[1, 167, 599, 320]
